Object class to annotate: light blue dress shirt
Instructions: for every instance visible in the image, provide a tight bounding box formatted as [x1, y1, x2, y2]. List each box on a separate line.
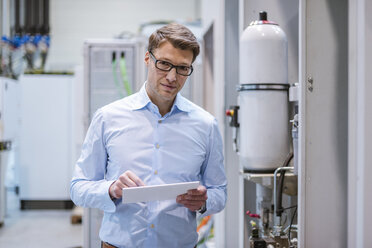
[70, 83, 227, 248]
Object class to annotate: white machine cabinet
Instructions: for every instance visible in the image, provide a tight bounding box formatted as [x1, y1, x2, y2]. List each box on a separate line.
[18, 74, 75, 208]
[0, 77, 20, 226]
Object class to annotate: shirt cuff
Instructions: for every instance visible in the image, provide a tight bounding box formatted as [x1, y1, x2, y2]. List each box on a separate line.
[101, 180, 117, 213]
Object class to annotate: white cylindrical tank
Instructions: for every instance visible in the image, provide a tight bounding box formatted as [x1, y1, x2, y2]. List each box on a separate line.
[238, 12, 290, 172]
[239, 12, 288, 85]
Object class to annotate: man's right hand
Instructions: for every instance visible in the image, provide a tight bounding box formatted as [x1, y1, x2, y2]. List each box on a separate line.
[109, 170, 145, 199]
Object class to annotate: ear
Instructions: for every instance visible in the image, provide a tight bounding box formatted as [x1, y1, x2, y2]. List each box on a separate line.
[144, 51, 150, 66]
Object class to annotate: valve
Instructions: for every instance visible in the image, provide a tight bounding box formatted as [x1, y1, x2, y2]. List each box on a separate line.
[246, 210, 261, 219]
[250, 220, 259, 239]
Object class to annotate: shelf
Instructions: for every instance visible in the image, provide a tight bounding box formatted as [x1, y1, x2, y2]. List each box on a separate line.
[240, 171, 297, 196]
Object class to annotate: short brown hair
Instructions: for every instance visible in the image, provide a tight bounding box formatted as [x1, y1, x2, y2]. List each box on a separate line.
[148, 23, 200, 63]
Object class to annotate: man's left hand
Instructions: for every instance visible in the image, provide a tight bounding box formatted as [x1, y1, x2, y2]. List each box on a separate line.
[176, 185, 207, 212]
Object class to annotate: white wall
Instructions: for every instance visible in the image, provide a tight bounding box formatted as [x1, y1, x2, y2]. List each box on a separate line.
[47, 0, 200, 70]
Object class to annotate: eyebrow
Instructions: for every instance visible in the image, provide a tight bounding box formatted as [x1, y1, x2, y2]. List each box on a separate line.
[156, 56, 191, 67]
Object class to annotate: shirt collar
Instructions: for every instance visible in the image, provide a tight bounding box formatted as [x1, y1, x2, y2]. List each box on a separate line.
[131, 82, 191, 113]
[131, 82, 152, 111]
[172, 92, 192, 113]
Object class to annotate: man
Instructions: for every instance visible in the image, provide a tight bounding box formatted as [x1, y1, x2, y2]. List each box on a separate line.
[70, 23, 227, 248]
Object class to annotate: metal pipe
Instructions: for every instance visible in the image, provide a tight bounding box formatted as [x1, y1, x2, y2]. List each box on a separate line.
[43, 0, 49, 34]
[25, 0, 31, 33]
[2, 0, 10, 37]
[273, 166, 294, 227]
[14, 0, 20, 34]
[19, 0, 25, 32]
[256, 184, 272, 236]
[33, 0, 38, 33]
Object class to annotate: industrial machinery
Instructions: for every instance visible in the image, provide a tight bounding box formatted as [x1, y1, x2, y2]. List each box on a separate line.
[83, 38, 147, 118]
[18, 74, 75, 209]
[0, 77, 19, 226]
[226, 12, 298, 248]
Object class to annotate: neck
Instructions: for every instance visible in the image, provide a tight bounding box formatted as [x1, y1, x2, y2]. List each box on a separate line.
[145, 85, 175, 116]
[155, 99, 174, 116]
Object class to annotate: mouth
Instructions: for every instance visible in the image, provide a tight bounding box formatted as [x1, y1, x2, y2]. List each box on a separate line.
[160, 83, 177, 91]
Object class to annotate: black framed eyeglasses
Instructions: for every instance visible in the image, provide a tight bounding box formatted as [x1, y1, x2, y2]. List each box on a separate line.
[149, 51, 193, 76]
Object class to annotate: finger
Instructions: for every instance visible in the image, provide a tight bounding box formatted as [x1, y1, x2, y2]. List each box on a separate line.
[182, 201, 201, 206]
[178, 191, 207, 201]
[111, 180, 126, 198]
[126, 171, 145, 186]
[187, 185, 207, 195]
[178, 198, 205, 206]
[118, 173, 137, 187]
[115, 180, 126, 190]
[190, 196, 207, 201]
[182, 194, 207, 201]
[177, 196, 205, 205]
[182, 203, 203, 212]
[113, 186, 122, 198]
[185, 193, 207, 201]
[177, 193, 187, 198]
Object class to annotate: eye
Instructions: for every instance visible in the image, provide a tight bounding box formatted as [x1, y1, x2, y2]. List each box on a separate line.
[178, 66, 190, 72]
[157, 60, 172, 69]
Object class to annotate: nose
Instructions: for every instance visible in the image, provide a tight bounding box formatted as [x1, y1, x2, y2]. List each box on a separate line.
[166, 67, 177, 83]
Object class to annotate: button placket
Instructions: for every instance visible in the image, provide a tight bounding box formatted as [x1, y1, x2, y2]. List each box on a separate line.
[153, 117, 160, 181]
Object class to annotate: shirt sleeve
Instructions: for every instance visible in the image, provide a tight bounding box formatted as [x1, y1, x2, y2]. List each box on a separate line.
[70, 109, 116, 213]
[200, 118, 227, 217]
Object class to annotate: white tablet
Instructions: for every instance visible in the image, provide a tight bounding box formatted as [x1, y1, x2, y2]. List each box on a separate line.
[122, 181, 200, 204]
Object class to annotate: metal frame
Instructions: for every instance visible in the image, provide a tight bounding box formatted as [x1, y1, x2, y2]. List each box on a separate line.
[348, 0, 372, 247]
[298, 0, 348, 247]
[237, 1, 299, 247]
[237, 84, 289, 91]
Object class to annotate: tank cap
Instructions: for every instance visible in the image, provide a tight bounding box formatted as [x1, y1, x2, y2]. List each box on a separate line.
[259, 11, 267, 21]
[249, 11, 278, 26]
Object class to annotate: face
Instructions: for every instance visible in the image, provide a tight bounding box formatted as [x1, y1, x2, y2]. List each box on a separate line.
[145, 41, 193, 106]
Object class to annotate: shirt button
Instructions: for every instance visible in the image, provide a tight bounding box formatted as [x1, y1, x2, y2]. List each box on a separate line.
[155, 143, 160, 149]
[154, 170, 158, 175]
[158, 120, 162, 123]
[150, 224, 155, 228]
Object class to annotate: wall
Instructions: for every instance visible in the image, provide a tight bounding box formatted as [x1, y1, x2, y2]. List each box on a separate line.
[223, 1, 241, 248]
[47, 0, 200, 70]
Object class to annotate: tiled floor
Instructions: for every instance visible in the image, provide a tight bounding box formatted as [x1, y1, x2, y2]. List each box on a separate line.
[0, 190, 83, 248]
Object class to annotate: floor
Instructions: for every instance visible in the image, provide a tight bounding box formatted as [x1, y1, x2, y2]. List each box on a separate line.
[0, 190, 83, 248]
